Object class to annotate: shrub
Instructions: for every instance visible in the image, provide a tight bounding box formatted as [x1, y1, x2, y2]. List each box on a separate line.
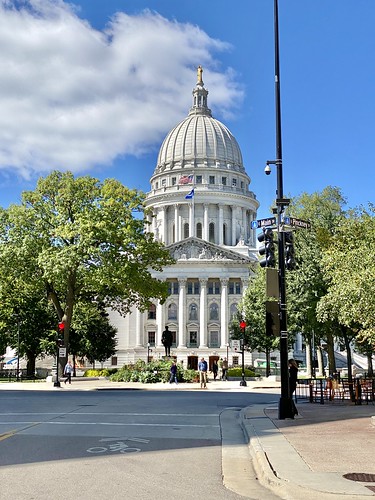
[227, 367, 258, 378]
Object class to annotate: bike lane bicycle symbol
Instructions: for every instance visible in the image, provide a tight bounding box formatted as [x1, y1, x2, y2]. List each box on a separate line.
[87, 437, 150, 454]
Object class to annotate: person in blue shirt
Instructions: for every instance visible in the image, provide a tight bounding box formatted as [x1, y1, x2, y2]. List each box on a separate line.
[198, 357, 208, 388]
[169, 361, 178, 384]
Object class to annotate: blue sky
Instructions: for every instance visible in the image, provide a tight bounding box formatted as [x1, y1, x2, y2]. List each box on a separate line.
[0, 0, 374, 221]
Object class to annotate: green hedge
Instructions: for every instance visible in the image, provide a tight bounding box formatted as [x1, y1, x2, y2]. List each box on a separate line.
[109, 360, 198, 384]
[227, 367, 259, 378]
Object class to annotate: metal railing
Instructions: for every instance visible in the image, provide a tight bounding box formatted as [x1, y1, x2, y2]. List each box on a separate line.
[295, 377, 375, 405]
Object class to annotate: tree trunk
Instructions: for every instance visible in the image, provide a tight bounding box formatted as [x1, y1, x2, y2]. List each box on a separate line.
[26, 352, 36, 377]
[367, 353, 373, 377]
[316, 346, 325, 377]
[326, 330, 336, 376]
[343, 329, 355, 402]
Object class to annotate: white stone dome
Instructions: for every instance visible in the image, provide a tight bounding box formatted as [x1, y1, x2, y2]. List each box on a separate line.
[157, 114, 243, 170]
[154, 68, 244, 174]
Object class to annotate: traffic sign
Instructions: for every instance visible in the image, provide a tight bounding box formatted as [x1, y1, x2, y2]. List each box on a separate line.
[251, 217, 276, 229]
[283, 216, 311, 229]
[58, 347, 67, 358]
[231, 340, 241, 351]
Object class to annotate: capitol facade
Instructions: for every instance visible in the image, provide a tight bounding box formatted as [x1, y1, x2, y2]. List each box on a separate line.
[109, 67, 260, 370]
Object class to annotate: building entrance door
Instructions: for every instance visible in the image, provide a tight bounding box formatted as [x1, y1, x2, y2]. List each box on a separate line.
[187, 356, 198, 370]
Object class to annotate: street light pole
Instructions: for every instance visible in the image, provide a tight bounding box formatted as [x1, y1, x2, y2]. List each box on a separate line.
[16, 314, 20, 381]
[239, 320, 247, 387]
[267, 0, 294, 419]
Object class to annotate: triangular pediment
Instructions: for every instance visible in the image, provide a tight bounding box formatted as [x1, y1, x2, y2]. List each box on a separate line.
[167, 237, 252, 263]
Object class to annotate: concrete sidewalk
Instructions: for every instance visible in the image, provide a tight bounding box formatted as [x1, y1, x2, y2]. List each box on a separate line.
[241, 400, 375, 499]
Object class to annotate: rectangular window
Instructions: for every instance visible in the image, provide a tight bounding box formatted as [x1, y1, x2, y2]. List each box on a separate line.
[168, 281, 179, 295]
[172, 177, 177, 186]
[148, 331, 156, 346]
[196, 175, 203, 184]
[221, 176, 227, 186]
[209, 331, 219, 348]
[189, 331, 198, 347]
[111, 356, 118, 366]
[241, 181, 244, 189]
[229, 281, 241, 294]
[208, 281, 221, 294]
[232, 356, 239, 366]
[161, 179, 166, 186]
[209, 175, 215, 185]
[187, 281, 200, 294]
[155, 182, 159, 189]
[232, 178, 237, 187]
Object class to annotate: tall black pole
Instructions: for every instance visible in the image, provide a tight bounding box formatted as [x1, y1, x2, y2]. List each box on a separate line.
[273, 0, 294, 419]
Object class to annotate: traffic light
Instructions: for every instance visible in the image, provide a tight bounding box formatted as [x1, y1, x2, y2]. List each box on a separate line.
[284, 232, 296, 270]
[257, 228, 275, 267]
[57, 321, 65, 347]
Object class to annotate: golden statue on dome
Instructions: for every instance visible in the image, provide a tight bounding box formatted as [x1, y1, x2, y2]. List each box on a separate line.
[197, 65, 203, 84]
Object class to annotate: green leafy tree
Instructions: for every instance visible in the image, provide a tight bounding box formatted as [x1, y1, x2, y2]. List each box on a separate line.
[0, 171, 174, 373]
[70, 301, 118, 368]
[317, 205, 375, 376]
[286, 186, 347, 375]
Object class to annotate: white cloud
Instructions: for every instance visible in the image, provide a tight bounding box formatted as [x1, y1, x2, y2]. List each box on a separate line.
[0, 0, 244, 177]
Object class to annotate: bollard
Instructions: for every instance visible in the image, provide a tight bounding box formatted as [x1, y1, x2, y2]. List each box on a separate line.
[319, 378, 324, 405]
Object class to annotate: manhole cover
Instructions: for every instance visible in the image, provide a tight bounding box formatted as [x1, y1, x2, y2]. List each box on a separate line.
[344, 473, 375, 482]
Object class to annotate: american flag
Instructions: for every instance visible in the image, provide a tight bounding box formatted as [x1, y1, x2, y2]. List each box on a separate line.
[178, 174, 194, 185]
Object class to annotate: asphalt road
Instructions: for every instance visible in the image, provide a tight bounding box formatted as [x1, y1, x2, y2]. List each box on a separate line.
[0, 388, 280, 500]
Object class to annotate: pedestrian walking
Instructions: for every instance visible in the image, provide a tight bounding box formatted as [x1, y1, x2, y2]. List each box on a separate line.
[198, 357, 208, 388]
[221, 357, 228, 381]
[211, 360, 218, 381]
[64, 360, 73, 384]
[218, 358, 223, 380]
[169, 361, 178, 384]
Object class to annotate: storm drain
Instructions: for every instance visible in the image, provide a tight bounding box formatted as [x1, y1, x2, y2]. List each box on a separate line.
[343, 473, 375, 482]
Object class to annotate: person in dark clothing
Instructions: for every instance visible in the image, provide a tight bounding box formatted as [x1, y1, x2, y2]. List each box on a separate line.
[161, 326, 173, 357]
[169, 361, 178, 384]
[289, 358, 299, 416]
[211, 360, 218, 380]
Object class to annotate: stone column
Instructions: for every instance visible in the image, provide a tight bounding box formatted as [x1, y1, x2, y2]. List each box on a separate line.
[220, 279, 228, 347]
[218, 204, 224, 245]
[174, 204, 179, 243]
[178, 278, 187, 347]
[242, 208, 247, 241]
[161, 206, 167, 244]
[135, 309, 143, 347]
[199, 279, 207, 347]
[242, 278, 249, 295]
[189, 203, 194, 238]
[231, 206, 236, 245]
[203, 204, 209, 241]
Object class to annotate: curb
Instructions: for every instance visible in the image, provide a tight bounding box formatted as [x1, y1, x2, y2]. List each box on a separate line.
[240, 406, 374, 499]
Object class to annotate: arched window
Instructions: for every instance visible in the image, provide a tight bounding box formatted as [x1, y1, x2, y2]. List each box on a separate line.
[189, 303, 198, 321]
[148, 304, 156, 320]
[209, 303, 219, 321]
[196, 222, 202, 239]
[209, 222, 215, 243]
[168, 303, 177, 320]
[184, 223, 189, 239]
[230, 303, 238, 321]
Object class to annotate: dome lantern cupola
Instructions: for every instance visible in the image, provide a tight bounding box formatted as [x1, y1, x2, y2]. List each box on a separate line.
[189, 65, 212, 117]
